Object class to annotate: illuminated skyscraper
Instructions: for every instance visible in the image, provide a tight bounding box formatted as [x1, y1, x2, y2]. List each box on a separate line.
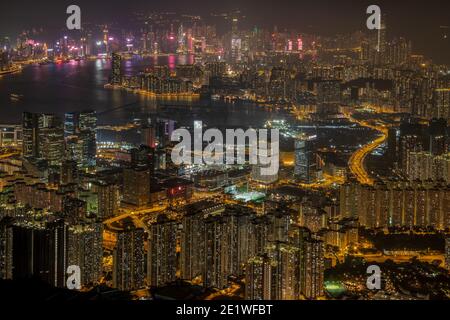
[433, 89, 450, 120]
[113, 224, 146, 291]
[67, 222, 103, 287]
[294, 136, 317, 183]
[64, 111, 97, 168]
[245, 254, 273, 300]
[399, 120, 424, 173]
[0, 218, 13, 280]
[21, 112, 37, 157]
[300, 238, 324, 299]
[93, 181, 119, 219]
[123, 166, 150, 207]
[111, 52, 122, 85]
[148, 214, 178, 287]
[180, 205, 210, 280]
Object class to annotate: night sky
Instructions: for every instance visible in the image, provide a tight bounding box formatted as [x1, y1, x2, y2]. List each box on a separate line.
[1, 0, 449, 63]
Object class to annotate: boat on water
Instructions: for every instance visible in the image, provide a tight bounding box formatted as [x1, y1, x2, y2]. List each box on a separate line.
[10, 93, 24, 102]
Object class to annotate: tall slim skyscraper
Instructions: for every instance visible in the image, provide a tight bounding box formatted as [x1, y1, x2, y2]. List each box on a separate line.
[113, 224, 146, 291]
[22, 112, 39, 158]
[148, 214, 178, 287]
[64, 111, 97, 168]
[294, 136, 317, 183]
[0, 218, 13, 280]
[433, 89, 450, 120]
[292, 227, 324, 299]
[180, 209, 206, 281]
[245, 254, 273, 300]
[111, 52, 122, 85]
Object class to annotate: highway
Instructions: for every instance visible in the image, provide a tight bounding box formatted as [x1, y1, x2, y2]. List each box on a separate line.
[345, 115, 388, 185]
[0, 149, 20, 159]
[103, 205, 167, 231]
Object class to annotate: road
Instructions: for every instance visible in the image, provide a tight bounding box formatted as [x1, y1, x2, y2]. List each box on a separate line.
[0, 151, 20, 159]
[103, 205, 167, 231]
[345, 115, 388, 185]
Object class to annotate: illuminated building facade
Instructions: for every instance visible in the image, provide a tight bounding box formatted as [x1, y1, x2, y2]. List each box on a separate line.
[113, 225, 146, 291]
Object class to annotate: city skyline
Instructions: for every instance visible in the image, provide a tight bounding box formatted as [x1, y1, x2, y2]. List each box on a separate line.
[0, 1, 449, 64]
[0, 0, 449, 304]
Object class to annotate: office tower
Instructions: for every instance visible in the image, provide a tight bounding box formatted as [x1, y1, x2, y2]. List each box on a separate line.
[113, 224, 146, 291]
[78, 111, 97, 168]
[377, 19, 387, 55]
[78, 110, 97, 132]
[60, 160, 79, 185]
[230, 15, 242, 63]
[103, 25, 109, 55]
[22, 112, 39, 157]
[123, 166, 150, 207]
[12, 220, 68, 288]
[67, 222, 103, 287]
[111, 52, 122, 85]
[148, 214, 177, 287]
[294, 136, 317, 183]
[93, 181, 119, 220]
[38, 126, 65, 166]
[142, 21, 150, 52]
[64, 112, 77, 137]
[64, 111, 97, 168]
[22, 112, 65, 165]
[433, 89, 450, 120]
